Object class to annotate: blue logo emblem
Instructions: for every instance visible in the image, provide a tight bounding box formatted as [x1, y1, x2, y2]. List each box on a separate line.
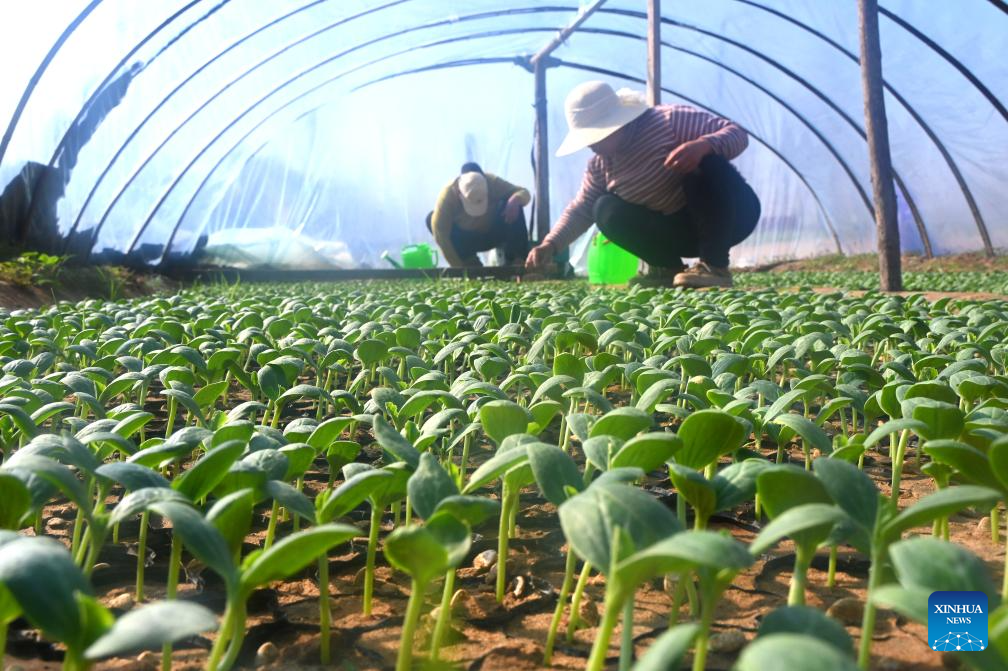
[929, 591, 988, 652]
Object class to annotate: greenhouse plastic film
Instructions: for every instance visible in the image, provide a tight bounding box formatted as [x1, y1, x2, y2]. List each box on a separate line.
[0, 1, 1003, 268]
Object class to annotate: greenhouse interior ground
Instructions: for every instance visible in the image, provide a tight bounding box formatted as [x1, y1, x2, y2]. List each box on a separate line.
[2, 2, 1008, 671]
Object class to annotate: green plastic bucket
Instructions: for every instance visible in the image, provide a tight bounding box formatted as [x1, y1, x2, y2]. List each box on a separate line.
[400, 243, 438, 269]
[587, 233, 639, 284]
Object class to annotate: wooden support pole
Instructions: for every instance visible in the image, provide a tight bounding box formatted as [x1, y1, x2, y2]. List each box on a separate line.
[647, 0, 661, 106]
[529, 0, 607, 243]
[858, 0, 902, 291]
[534, 60, 550, 242]
[530, 0, 609, 67]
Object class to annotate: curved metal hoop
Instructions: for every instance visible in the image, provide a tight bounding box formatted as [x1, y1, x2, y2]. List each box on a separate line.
[21, 2, 997, 258]
[27, 0, 224, 237]
[571, 26, 930, 256]
[157, 56, 844, 263]
[0, 0, 104, 168]
[698, 1, 994, 254]
[72, 5, 564, 259]
[67, 0, 413, 256]
[143, 19, 922, 260]
[113, 14, 867, 258]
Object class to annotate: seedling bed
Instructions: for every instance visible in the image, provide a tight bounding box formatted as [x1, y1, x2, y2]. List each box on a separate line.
[1, 281, 1007, 671]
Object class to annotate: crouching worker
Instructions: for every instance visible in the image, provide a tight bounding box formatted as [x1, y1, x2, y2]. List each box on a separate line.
[525, 81, 760, 288]
[426, 163, 531, 267]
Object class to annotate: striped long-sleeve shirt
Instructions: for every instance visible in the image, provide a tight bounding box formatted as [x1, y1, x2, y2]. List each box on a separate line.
[543, 105, 749, 250]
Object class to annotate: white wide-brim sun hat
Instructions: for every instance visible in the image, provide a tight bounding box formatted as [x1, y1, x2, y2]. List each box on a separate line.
[555, 81, 650, 157]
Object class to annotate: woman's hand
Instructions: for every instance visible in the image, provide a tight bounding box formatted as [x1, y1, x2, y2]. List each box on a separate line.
[663, 137, 713, 174]
[525, 241, 555, 269]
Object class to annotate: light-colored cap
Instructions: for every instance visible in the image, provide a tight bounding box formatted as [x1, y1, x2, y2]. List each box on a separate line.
[458, 172, 489, 216]
[556, 81, 650, 157]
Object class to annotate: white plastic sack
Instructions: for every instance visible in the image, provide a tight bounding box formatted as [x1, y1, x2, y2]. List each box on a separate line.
[201, 227, 354, 270]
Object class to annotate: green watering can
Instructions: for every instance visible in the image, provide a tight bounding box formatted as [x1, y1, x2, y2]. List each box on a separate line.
[381, 243, 439, 269]
[587, 232, 639, 284]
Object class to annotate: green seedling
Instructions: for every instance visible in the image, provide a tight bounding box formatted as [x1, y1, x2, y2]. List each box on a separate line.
[808, 459, 999, 668]
[371, 413, 420, 518]
[204, 524, 358, 671]
[0, 532, 217, 671]
[734, 634, 860, 671]
[926, 435, 1008, 598]
[756, 605, 854, 657]
[871, 537, 1005, 670]
[394, 453, 499, 666]
[463, 431, 535, 602]
[630, 623, 700, 671]
[613, 531, 753, 671]
[108, 486, 235, 669]
[669, 458, 771, 531]
[755, 466, 845, 605]
[527, 442, 587, 663]
[317, 461, 408, 617]
[773, 413, 833, 469]
[558, 481, 682, 671]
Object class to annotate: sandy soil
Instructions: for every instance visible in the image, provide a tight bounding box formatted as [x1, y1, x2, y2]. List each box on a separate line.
[746, 252, 1008, 274]
[0, 271, 176, 310]
[5, 429, 994, 671]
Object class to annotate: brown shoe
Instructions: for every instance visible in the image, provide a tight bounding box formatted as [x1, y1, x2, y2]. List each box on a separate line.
[628, 263, 686, 287]
[673, 261, 733, 288]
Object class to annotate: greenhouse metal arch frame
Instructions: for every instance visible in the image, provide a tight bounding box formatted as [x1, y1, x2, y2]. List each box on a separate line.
[160, 55, 846, 266]
[0, 1, 1004, 263]
[93, 10, 948, 255]
[117, 20, 871, 260]
[62, 5, 575, 257]
[116, 7, 987, 258]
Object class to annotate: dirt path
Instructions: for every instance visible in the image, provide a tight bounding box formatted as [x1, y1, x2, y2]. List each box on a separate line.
[0, 271, 175, 310]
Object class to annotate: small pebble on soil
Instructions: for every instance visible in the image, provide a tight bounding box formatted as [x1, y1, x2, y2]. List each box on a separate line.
[473, 549, 497, 571]
[45, 517, 69, 531]
[136, 650, 158, 669]
[107, 592, 132, 610]
[709, 630, 747, 653]
[975, 516, 992, 536]
[256, 642, 279, 666]
[826, 597, 864, 625]
[483, 565, 498, 585]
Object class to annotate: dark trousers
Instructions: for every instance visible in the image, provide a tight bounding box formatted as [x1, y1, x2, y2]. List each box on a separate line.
[594, 154, 760, 268]
[426, 199, 529, 264]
